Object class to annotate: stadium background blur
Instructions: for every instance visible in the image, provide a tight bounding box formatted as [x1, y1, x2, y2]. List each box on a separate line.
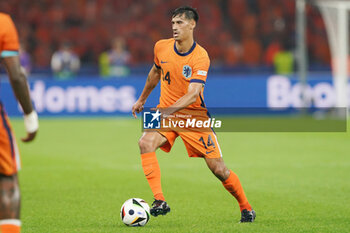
[0, 0, 331, 75]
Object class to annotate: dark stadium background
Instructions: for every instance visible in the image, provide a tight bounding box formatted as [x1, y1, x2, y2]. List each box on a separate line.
[0, 0, 331, 75]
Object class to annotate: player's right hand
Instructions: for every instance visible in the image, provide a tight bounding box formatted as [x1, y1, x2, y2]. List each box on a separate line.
[22, 131, 37, 142]
[132, 100, 145, 118]
[22, 111, 39, 142]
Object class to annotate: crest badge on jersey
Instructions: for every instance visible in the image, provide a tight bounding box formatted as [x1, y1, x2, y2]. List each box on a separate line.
[182, 65, 192, 79]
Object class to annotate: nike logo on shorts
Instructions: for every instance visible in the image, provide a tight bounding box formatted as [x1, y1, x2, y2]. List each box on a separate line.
[206, 150, 214, 155]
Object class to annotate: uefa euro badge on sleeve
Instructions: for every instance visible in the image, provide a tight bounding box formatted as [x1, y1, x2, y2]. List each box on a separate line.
[143, 109, 161, 129]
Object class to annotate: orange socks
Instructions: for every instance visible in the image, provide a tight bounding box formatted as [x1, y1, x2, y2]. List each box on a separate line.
[222, 170, 252, 211]
[0, 219, 21, 233]
[141, 153, 249, 210]
[141, 152, 165, 201]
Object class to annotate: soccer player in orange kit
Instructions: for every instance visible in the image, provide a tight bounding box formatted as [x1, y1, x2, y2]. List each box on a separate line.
[132, 6, 255, 222]
[0, 13, 39, 233]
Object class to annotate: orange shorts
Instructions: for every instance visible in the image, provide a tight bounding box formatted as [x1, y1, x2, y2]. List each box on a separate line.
[158, 129, 222, 159]
[0, 103, 21, 176]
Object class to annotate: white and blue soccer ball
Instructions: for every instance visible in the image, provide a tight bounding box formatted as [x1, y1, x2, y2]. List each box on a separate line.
[120, 198, 150, 227]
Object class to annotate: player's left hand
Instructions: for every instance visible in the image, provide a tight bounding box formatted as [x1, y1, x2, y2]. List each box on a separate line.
[159, 108, 174, 119]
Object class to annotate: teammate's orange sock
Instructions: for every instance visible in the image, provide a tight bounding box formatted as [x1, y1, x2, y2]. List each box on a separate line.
[141, 152, 165, 201]
[0, 219, 21, 233]
[222, 170, 252, 211]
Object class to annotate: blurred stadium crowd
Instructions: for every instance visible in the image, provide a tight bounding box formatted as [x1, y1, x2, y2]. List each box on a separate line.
[1, 0, 330, 73]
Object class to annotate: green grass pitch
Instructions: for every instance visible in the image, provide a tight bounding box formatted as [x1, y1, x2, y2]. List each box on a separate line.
[9, 117, 350, 233]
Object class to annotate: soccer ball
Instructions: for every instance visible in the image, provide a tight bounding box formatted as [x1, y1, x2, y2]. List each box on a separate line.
[120, 198, 150, 227]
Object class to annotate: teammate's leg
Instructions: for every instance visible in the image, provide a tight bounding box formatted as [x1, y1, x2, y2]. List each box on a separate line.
[0, 108, 22, 232]
[204, 157, 256, 222]
[0, 174, 21, 233]
[138, 132, 171, 216]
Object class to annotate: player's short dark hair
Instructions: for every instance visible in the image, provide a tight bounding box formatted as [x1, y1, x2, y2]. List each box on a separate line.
[172, 6, 199, 23]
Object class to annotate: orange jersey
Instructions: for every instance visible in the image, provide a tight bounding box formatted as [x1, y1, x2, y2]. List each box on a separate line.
[0, 14, 21, 175]
[153, 39, 221, 159]
[154, 38, 210, 109]
[0, 13, 19, 56]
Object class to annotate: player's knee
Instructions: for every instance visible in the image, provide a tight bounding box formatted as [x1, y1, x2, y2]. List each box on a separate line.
[0, 175, 20, 217]
[212, 165, 228, 181]
[138, 137, 155, 153]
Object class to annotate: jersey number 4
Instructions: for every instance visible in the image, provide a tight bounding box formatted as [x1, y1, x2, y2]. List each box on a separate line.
[162, 70, 171, 84]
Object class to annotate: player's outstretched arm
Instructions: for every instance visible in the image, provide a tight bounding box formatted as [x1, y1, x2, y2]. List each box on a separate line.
[162, 82, 203, 116]
[2, 56, 38, 142]
[132, 65, 161, 118]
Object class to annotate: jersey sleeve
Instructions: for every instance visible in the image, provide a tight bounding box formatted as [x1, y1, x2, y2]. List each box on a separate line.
[153, 41, 161, 69]
[190, 53, 210, 84]
[0, 14, 19, 58]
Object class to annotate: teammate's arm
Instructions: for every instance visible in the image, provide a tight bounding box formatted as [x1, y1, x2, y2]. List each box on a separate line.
[132, 64, 161, 118]
[162, 82, 203, 116]
[2, 56, 38, 142]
